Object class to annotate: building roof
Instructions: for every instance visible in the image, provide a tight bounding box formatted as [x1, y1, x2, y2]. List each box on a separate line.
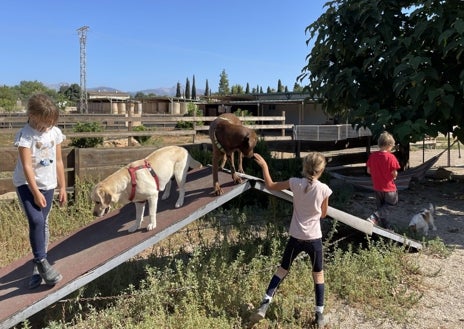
[87, 90, 131, 101]
[199, 92, 319, 105]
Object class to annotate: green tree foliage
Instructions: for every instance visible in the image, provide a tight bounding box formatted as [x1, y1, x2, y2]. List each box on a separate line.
[192, 75, 197, 100]
[59, 83, 81, 105]
[299, 0, 464, 145]
[293, 82, 303, 92]
[16, 80, 52, 100]
[245, 83, 250, 94]
[277, 79, 284, 93]
[185, 77, 191, 99]
[204, 79, 209, 96]
[0, 81, 62, 112]
[0, 86, 19, 112]
[218, 69, 230, 95]
[176, 82, 182, 98]
[134, 92, 146, 99]
[231, 84, 244, 94]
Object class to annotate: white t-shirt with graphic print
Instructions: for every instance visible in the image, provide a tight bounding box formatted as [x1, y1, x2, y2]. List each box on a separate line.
[13, 124, 66, 190]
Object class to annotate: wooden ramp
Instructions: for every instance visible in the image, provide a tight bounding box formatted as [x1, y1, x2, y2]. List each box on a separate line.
[0, 168, 421, 329]
[0, 167, 253, 329]
[247, 175, 422, 250]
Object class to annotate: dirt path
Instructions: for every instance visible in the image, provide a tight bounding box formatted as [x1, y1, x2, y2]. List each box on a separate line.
[327, 148, 464, 328]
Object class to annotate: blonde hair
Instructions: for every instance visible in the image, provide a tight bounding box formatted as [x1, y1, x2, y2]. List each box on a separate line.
[27, 94, 59, 127]
[377, 131, 395, 149]
[302, 152, 326, 192]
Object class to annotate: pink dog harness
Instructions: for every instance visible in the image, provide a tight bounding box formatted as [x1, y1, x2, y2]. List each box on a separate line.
[127, 160, 159, 201]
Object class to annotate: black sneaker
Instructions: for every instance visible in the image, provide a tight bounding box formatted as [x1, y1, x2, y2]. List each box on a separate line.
[249, 298, 270, 324]
[366, 213, 379, 225]
[314, 311, 325, 328]
[28, 274, 42, 289]
[36, 258, 62, 285]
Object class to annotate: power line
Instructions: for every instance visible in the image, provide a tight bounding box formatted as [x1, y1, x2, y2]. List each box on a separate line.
[77, 26, 89, 113]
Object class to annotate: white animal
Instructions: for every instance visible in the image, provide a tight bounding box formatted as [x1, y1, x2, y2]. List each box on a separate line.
[408, 203, 436, 236]
[91, 146, 202, 232]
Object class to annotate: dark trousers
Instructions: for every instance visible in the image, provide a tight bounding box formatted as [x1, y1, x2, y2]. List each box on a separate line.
[16, 185, 54, 262]
[280, 236, 323, 272]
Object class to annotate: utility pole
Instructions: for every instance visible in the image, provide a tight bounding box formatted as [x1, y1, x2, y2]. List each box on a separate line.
[77, 26, 89, 113]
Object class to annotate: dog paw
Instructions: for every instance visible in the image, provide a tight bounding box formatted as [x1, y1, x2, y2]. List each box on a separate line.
[214, 188, 224, 196]
[128, 225, 139, 233]
[232, 173, 243, 184]
[213, 183, 224, 196]
[175, 201, 184, 208]
[147, 223, 156, 231]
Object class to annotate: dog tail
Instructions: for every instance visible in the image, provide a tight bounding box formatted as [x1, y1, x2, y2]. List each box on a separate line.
[188, 154, 203, 169]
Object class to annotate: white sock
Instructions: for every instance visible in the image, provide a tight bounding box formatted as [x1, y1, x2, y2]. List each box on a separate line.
[263, 294, 272, 302]
[316, 305, 324, 313]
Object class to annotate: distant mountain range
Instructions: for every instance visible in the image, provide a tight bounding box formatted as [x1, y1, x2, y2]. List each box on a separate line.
[46, 83, 202, 97]
[88, 86, 180, 96]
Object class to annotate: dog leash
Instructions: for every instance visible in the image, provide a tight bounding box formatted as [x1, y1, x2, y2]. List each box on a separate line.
[127, 160, 159, 201]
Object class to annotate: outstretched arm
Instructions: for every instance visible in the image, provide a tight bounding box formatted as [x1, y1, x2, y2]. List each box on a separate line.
[253, 153, 289, 191]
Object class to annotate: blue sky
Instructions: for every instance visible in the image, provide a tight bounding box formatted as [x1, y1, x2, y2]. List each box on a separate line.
[0, 0, 328, 93]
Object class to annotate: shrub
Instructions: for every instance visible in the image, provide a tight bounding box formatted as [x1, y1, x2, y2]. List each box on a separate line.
[234, 108, 255, 125]
[176, 103, 203, 129]
[70, 122, 104, 148]
[132, 125, 151, 144]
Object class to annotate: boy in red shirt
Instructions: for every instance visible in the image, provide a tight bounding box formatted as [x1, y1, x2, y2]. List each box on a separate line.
[366, 131, 400, 229]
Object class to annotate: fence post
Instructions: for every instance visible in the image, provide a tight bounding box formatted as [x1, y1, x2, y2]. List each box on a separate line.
[127, 106, 133, 146]
[193, 106, 197, 144]
[282, 111, 285, 137]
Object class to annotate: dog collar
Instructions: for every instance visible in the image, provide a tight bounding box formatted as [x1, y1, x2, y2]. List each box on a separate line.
[212, 116, 233, 154]
[127, 160, 159, 201]
[213, 130, 226, 154]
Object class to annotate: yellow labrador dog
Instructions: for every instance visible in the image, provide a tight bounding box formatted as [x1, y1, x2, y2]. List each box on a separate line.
[91, 145, 202, 232]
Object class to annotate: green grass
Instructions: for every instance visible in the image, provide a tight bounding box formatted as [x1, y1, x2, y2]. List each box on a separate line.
[2, 144, 453, 328]
[3, 180, 452, 329]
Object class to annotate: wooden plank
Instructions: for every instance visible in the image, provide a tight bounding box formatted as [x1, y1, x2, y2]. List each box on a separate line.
[76, 147, 160, 169]
[0, 114, 286, 125]
[0, 147, 19, 171]
[0, 148, 75, 195]
[65, 130, 196, 139]
[0, 167, 250, 329]
[245, 173, 421, 249]
[0, 148, 74, 172]
[0, 179, 15, 195]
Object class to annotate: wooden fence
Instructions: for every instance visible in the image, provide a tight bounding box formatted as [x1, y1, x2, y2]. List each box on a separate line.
[0, 144, 207, 196]
[0, 113, 291, 195]
[0, 115, 378, 196]
[0, 113, 292, 143]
